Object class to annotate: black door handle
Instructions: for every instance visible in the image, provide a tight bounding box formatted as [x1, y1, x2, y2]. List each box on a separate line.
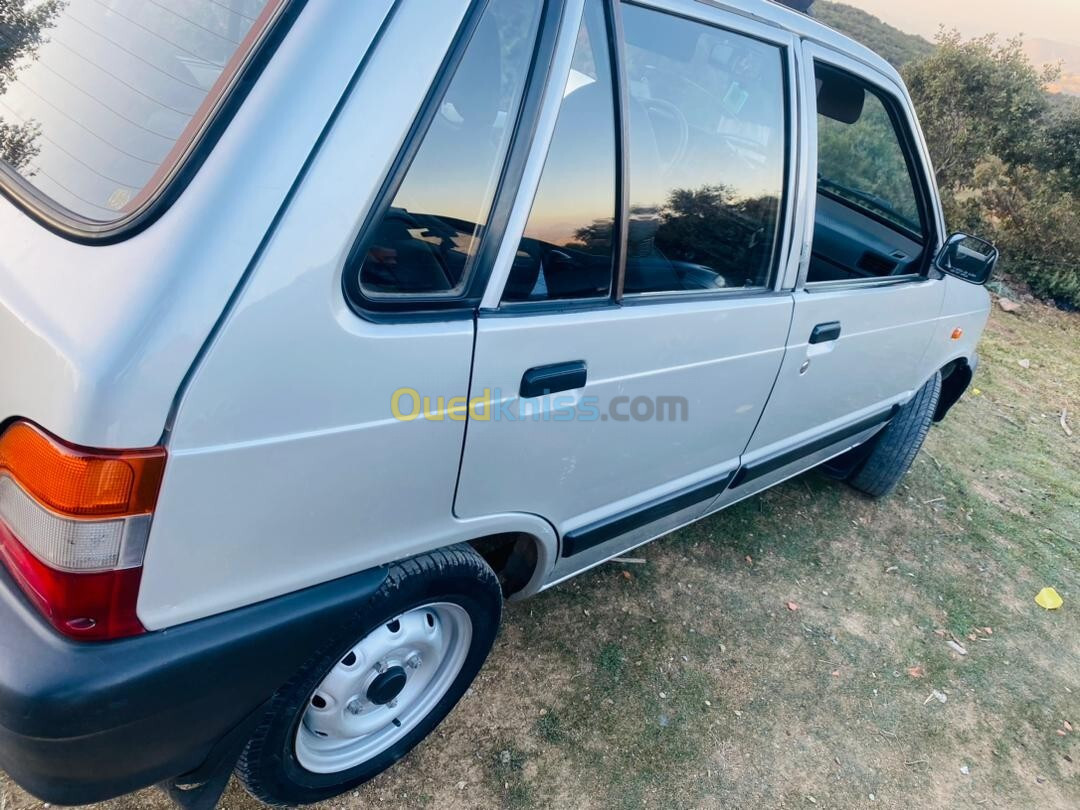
[809, 321, 842, 344]
[520, 361, 587, 398]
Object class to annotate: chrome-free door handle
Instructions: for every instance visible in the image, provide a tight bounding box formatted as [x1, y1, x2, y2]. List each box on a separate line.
[519, 361, 587, 398]
[809, 321, 842, 344]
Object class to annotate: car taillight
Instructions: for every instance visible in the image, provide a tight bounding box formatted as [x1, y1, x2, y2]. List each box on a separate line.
[0, 421, 165, 640]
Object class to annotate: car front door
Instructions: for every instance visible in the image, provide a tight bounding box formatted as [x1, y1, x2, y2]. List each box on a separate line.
[455, 0, 801, 578]
[719, 42, 947, 503]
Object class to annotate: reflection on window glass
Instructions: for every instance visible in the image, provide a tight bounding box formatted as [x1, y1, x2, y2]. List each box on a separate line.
[0, 0, 285, 222]
[358, 0, 541, 298]
[816, 65, 922, 235]
[621, 4, 786, 295]
[503, 0, 615, 302]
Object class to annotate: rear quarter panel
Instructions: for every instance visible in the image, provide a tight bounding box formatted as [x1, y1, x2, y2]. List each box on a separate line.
[138, 0, 484, 630]
[0, 1, 394, 448]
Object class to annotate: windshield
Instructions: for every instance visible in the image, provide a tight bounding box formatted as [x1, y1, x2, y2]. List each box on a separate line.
[817, 174, 921, 235]
[0, 0, 286, 224]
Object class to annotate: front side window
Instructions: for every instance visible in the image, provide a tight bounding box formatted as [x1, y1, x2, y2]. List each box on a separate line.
[807, 63, 930, 284]
[502, 0, 616, 303]
[816, 65, 923, 236]
[355, 0, 542, 299]
[620, 4, 787, 295]
[0, 0, 287, 223]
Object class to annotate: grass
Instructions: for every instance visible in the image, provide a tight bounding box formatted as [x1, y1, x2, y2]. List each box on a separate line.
[2, 301, 1077, 810]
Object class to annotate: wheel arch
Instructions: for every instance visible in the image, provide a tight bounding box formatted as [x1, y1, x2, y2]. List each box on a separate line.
[934, 355, 977, 422]
[467, 530, 552, 600]
[447, 510, 558, 601]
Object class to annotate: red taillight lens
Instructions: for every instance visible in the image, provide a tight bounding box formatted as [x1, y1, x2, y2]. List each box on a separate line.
[0, 421, 166, 640]
[0, 521, 145, 639]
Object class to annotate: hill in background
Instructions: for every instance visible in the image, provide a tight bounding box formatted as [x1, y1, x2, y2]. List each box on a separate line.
[1026, 38, 1080, 96]
[810, 1, 935, 67]
[810, 2, 1080, 96]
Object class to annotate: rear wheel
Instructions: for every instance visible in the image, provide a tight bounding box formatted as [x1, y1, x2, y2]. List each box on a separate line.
[236, 545, 502, 806]
[847, 371, 942, 498]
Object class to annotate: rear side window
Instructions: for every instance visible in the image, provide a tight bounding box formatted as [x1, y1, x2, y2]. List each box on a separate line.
[352, 0, 543, 300]
[621, 3, 787, 295]
[0, 0, 287, 225]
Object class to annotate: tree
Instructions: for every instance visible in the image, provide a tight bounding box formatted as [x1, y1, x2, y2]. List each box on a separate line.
[903, 31, 1058, 192]
[0, 0, 65, 172]
[901, 32, 1080, 308]
[1036, 99, 1080, 192]
[807, 12, 1079, 307]
[634, 185, 779, 286]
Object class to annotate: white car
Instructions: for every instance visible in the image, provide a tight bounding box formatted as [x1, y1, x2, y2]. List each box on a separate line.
[0, 0, 994, 806]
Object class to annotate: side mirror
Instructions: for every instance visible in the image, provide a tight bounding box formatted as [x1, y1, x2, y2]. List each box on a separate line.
[935, 233, 998, 285]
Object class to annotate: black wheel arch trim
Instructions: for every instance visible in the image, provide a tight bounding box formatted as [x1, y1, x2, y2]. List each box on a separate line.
[934, 354, 977, 422]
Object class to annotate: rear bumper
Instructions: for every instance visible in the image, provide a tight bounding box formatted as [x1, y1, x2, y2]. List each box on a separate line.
[0, 564, 387, 805]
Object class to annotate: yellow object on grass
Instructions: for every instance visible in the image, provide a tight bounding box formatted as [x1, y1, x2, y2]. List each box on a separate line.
[1035, 587, 1064, 610]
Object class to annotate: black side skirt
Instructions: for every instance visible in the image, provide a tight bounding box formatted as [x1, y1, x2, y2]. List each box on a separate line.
[561, 470, 736, 558]
[729, 406, 897, 490]
[560, 407, 897, 559]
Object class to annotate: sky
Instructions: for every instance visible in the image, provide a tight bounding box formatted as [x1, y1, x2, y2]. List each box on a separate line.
[833, 0, 1080, 48]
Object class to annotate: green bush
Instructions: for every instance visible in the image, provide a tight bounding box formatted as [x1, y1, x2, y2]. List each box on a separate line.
[903, 34, 1080, 308]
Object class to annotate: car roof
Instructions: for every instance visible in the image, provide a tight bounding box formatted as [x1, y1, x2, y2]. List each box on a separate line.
[703, 0, 902, 83]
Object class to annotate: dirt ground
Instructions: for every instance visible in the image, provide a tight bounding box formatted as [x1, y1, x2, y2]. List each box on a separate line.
[2, 300, 1077, 810]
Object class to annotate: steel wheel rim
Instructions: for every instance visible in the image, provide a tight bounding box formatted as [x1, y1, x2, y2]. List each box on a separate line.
[294, 602, 472, 774]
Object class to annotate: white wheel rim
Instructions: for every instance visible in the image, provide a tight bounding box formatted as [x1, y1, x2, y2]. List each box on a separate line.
[294, 602, 472, 774]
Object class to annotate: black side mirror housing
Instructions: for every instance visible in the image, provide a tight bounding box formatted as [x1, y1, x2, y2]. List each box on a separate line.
[935, 233, 998, 285]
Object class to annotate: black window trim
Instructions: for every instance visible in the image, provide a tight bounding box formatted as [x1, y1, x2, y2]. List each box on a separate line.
[495, 0, 626, 310]
[805, 58, 940, 291]
[616, 0, 793, 301]
[496, 0, 795, 312]
[610, 0, 631, 301]
[341, 0, 564, 323]
[0, 0, 307, 246]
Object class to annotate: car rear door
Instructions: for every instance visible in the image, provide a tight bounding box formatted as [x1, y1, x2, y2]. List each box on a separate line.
[454, 0, 802, 577]
[717, 41, 947, 504]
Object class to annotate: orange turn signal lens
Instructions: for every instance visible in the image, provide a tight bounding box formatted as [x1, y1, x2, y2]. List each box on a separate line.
[0, 422, 166, 517]
[950, 328, 964, 341]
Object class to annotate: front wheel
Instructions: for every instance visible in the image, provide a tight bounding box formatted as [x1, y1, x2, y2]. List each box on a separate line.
[846, 371, 942, 498]
[236, 545, 502, 806]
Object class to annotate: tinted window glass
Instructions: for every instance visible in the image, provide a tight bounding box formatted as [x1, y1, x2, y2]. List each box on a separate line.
[0, 0, 286, 222]
[816, 65, 923, 236]
[356, 0, 542, 299]
[621, 4, 787, 295]
[503, 0, 615, 303]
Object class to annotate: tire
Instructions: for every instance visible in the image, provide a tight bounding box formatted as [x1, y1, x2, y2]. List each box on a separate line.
[236, 545, 502, 806]
[847, 371, 942, 498]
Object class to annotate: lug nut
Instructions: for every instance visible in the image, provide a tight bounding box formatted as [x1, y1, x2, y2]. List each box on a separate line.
[405, 653, 422, 670]
[345, 698, 363, 715]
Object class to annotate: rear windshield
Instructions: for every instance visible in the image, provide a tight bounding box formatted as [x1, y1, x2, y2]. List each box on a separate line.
[0, 0, 285, 224]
